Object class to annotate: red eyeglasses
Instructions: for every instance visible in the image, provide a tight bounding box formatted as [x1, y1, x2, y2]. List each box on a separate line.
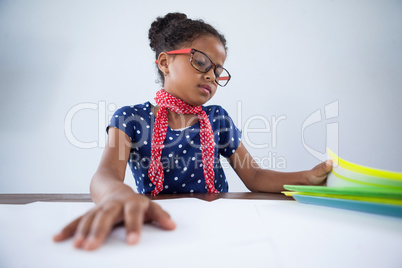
[155, 48, 231, 87]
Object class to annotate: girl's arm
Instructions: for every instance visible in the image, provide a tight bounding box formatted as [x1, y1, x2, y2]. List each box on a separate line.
[53, 127, 176, 250]
[228, 142, 332, 193]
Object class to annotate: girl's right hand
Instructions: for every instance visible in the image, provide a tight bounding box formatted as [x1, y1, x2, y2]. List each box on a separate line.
[52, 192, 176, 250]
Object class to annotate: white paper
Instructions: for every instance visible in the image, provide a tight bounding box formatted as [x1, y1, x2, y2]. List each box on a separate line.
[0, 199, 276, 268]
[0, 199, 401, 268]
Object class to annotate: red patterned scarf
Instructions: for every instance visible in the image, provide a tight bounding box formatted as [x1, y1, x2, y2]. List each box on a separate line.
[148, 89, 219, 196]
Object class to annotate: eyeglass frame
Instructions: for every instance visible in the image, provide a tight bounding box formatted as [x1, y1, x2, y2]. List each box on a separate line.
[155, 48, 231, 87]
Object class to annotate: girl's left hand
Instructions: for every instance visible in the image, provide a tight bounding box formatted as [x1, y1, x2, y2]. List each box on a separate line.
[305, 160, 333, 185]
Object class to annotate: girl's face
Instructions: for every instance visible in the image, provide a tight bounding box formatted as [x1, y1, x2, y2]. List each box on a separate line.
[163, 35, 227, 106]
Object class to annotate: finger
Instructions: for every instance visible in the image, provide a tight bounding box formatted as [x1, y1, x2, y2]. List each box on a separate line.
[146, 202, 176, 230]
[326, 159, 333, 168]
[320, 160, 333, 174]
[124, 200, 149, 245]
[73, 211, 97, 248]
[53, 216, 82, 242]
[83, 206, 122, 250]
[316, 160, 333, 174]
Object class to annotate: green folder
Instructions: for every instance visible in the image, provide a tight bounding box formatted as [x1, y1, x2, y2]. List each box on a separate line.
[283, 185, 402, 199]
[283, 185, 402, 217]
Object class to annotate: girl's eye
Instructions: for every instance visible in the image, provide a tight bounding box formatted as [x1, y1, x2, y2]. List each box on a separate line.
[215, 67, 223, 77]
[195, 60, 206, 67]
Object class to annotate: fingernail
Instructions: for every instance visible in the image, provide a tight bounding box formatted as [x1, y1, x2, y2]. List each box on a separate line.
[167, 219, 176, 229]
[127, 232, 139, 244]
[84, 236, 97, 250]
[53, 233, 61, 241]
[74, 234, 84, 242]
[73, 234, 85, 247]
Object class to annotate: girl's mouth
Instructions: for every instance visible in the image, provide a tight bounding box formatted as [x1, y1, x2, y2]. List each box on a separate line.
[199, 84, 211, 94]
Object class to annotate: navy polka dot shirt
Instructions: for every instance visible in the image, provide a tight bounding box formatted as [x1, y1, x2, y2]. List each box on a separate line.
[107, 101, 242, 194]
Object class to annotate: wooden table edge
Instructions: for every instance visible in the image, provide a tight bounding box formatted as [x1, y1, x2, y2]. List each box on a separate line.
[0, 192, 294, 204]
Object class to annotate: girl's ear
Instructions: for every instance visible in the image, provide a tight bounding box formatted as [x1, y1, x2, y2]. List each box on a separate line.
[157, 52, 170, 76]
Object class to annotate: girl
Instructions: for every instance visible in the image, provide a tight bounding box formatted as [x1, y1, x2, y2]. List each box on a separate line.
[53, 12, 332, 250]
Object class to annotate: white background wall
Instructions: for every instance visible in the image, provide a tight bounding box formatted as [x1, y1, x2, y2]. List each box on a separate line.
[0, 0, 401, 193]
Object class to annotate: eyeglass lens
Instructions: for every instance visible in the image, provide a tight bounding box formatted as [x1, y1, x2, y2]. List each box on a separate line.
[191, 51, 230, 86]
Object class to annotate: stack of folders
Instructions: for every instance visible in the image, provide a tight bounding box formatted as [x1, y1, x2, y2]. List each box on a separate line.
[283, 149, 402, 217]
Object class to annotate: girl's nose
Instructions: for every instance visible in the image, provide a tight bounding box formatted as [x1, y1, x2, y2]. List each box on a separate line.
[203, 67, 217, 82]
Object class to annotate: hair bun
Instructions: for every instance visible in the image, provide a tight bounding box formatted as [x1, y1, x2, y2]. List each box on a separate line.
[149, 12, 188, 51]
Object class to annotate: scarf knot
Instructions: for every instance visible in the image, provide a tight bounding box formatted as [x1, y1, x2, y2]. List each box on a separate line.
[148, 89, 219, 195]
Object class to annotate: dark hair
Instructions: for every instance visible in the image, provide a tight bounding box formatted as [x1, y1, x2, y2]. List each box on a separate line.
[148, 12, 227, 85]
